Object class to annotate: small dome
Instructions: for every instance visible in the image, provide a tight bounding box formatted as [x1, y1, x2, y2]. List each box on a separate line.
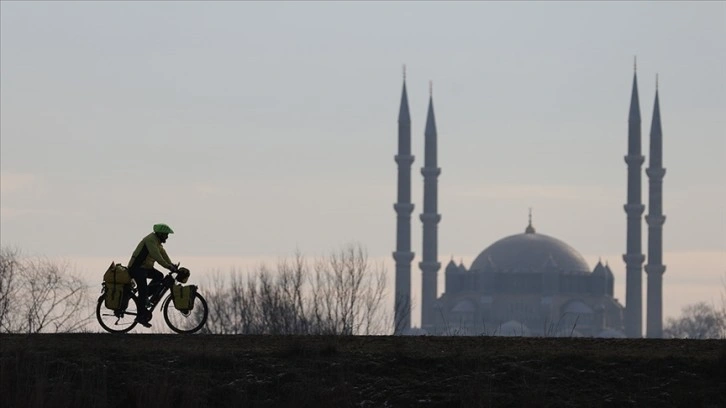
[470, 231, 590, 273]
[402, 327, 429, 336]
[442, 327, 473, 336]
[451, 299, 476, 313]
[563, 300, 593, 314]
[552, 328, 584, 338]
[495, 320, 531, 337]
[597, 328, 626, 338]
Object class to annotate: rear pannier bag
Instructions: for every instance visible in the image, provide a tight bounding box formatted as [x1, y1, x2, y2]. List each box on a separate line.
[104, 262, 132, 285]
[172, 284, 197, 311]
[104, 283, 126, 310]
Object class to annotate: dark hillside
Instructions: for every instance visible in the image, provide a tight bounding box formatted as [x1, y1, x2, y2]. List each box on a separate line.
[1, 334, 724, 407]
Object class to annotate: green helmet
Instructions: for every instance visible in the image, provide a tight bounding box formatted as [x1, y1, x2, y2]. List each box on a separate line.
[153, 223, 174, 234]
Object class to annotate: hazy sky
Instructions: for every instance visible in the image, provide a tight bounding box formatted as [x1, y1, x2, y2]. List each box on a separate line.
[1, 1, 724, 326]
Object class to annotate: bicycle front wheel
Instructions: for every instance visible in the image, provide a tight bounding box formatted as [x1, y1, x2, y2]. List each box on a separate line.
[162, 292, 208, 334]
[96, 294, 140, 334]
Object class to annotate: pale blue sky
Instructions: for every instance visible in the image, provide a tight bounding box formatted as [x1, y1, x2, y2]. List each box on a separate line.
[1, 1, 724, 322]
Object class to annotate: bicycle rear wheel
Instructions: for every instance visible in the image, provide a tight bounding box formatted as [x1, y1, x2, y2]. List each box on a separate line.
[162, 292, 208, 334]
[96, 294, 140, 333]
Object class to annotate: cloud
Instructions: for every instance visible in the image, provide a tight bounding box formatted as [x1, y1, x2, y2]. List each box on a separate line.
[450, 184, 617, 201]
[0, 207, 62, 220]
[189, 182, 243, 197]
[0, 172, 38, 194]
[0, 173, 55, 221]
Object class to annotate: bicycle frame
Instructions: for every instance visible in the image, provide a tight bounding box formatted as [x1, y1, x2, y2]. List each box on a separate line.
[145, 271, 179, 311]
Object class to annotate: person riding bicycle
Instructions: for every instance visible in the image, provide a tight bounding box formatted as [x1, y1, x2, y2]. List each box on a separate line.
[128, 223, 178, 327]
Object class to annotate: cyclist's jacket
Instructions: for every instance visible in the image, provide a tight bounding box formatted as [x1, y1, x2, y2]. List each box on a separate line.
[128, 233, 174, 271]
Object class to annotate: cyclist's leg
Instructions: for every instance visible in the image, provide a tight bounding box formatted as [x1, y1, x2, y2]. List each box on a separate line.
[129, 267, 148, 299]
[129, 267, 151, 322]
[149, 268, 164, 286]
[147, 268, 165, 298]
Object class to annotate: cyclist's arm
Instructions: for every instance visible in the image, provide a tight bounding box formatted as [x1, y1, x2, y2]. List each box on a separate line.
[143, 235, 174, 270]
[159, 246, 173, 268]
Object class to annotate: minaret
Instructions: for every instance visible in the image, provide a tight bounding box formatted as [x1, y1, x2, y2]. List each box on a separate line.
[623, 59, 646, 338]
[393, 68, 415, 334]
[645, 76, 666, 338]
[419, 82, 441, 331]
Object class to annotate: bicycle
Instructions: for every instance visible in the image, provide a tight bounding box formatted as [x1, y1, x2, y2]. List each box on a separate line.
[96, 268, 208, 334]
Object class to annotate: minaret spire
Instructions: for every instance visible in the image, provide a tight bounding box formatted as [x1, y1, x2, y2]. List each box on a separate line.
[623, 63, 645, 338]
[393, 71, 415, 334]
[646, 79, 666, 338]
[419, 87, 441, 331]
[525, 208, 536, 234]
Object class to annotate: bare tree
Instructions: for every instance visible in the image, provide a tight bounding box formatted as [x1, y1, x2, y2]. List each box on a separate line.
[268, 253, 308, 334]
[308, 244, 387, 335]
[203, 268, 254, 334]
[20, 258, 92, 333]
[0, 247, 21, 332]
[360, 261, 387, 335]
[663, 302, 726, 339]
[203, 258, 309, 335]
[203, 243, 389, 335]
[200, 270, 231, 334]
[0, 248, 93, 333]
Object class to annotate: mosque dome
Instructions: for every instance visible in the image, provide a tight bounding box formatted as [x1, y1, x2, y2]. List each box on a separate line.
[470, 220, 591, 274]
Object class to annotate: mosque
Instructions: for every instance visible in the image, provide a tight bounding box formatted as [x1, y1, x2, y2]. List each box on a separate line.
[392, 65, 666, 338]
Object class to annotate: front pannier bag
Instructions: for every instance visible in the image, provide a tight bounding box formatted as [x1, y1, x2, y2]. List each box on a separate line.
[172, 284, 197, 311]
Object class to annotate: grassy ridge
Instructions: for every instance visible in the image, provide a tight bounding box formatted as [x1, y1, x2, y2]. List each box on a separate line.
[1, 334, 725, 407]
